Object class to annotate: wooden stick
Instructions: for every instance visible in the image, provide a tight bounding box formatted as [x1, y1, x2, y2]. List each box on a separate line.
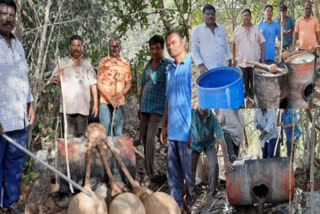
[110, 73, 120, 137]
[280, 13, 283, 58]
[273, 109, 282, 157]
[243, 60, 284, 73]
[285, 47, 316, 63]
[104, 138, 150, 197]
[96, 143, 122, 197]
[84, 141, 93, 189]
[288, 109, 296, 214]
[59, 57, 74, 193]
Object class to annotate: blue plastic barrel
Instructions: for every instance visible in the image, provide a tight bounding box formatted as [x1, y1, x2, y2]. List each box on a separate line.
[196, 67, 244, 109]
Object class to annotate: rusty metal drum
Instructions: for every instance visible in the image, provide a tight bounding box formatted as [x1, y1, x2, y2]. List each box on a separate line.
[254, 63, 289, 108]
[57, 136, 136, 195]
[226, 157, 294, 206]
[287, 53, 315, 108]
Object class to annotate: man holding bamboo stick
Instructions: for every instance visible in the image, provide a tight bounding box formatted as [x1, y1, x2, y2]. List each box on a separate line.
[278, 109, 301, 160]
[97, 37, 131, 136]
[53, 35, 98, 138]
[0, 0, 35, 209]
[292, 2, 320, 72]
[277, 5, 295, 50]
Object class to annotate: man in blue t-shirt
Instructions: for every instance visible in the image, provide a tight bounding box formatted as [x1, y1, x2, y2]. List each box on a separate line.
[258, 5, 280, 64]
[160, 29, 192, 211]
[279, 109, 301, 160]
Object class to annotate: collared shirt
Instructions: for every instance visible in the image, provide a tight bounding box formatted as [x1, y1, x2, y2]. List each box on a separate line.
[97, 56, 131, 105]
[231, 24, 265, 68]
[191, 109, 224, 153]
[295, 15, 319, 49]
[281, 109, 301, 142]
[191, 23, 232, 70]
[140, 57, 172, 115]
[53, 56, 97, 116]
[254, 109, 279, 148]
[277, 16, 295, 46]
[0, 34, 33, 132]
[218, 109, 245, 146]
[166, 53, 191, 142]
[258, 19, 280, 60]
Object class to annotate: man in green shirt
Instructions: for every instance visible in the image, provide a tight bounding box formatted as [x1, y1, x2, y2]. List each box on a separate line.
[191, 108, 233, 196]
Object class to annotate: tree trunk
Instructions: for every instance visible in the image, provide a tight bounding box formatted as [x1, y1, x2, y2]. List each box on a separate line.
[27, 0, 53, 149]
[14, 0, 23, 39]
[158, 0, 171, 30]
[310, 109, 319, 214]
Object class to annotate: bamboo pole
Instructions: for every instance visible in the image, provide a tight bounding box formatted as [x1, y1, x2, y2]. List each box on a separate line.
[110, 73, 120, 137]
[58, 57, 74, 193]
[280, 13, 284, 57]
[288, 109, 296, 214]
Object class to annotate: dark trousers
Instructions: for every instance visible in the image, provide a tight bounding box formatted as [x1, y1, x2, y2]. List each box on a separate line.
[224, 132, 239, 163]
[167, 140, 192, 207]
[240, 67, 254, 98]
[61, 113, 88, 138]
[140, 112, 162, 177]
[262, 138, 277, 159]
[287, 136, 298, 160]
[191, 147, 219, 195]
[0, 128, 28, 208]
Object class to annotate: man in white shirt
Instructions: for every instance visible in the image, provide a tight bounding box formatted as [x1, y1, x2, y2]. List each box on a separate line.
[219, 109, 248, 162]
[254, 109, 279, 159]
[191, 4, 232, 73]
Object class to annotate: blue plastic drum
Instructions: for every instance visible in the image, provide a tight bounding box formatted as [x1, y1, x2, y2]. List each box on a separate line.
[195, 67, 244, 109]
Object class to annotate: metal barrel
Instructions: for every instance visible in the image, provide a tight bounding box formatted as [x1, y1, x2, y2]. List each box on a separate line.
[254, 63, 289, 108]
[286, 53, 315, 108]
[226, 157, 294, 206]
[0, 133, 93, 198]
[58, 136, 136, 195]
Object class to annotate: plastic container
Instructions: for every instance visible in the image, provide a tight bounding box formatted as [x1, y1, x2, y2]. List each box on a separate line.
[195, 67, 244, 108]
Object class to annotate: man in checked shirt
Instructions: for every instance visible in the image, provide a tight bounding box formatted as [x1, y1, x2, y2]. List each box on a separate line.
[0, 0, 35, 210]
[138, 35, 172, 187]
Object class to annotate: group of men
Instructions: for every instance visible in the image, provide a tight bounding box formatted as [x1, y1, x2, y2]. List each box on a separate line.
[0, 0, 310, 213]
[192, 3, 320, 106]
[0, 0, 194, 211]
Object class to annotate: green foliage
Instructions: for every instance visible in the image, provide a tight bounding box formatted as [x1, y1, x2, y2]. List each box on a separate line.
[22, 160, 37, 185]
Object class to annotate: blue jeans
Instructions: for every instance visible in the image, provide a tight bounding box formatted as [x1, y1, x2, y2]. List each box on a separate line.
[167, 140, 192, 208]
[99, 103, 124, 136]
[0, 128, 28, 208]
[262, 138, 277, 159]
